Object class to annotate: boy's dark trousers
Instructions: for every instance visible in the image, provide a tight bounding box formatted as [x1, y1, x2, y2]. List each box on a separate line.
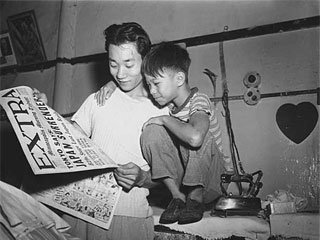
[140, 124, 225, 203]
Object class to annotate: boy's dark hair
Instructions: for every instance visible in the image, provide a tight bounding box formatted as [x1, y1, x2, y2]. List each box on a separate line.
[142, 42, 191, 81]
[104, 22, 151, 58]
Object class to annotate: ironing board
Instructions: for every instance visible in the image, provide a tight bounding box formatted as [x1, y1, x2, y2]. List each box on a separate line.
[152, 206, 270, 240]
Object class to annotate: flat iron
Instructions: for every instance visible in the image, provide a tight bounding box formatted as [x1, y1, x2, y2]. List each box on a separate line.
[213, 90, 263, 217]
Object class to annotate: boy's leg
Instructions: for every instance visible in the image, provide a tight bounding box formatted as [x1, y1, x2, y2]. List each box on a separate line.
[140, 124, 184, 186]
[183, 132, 224, 203]
[140, 124, 186, 224]
[202, 140, 225, 203]
[178, 133, 224, 224]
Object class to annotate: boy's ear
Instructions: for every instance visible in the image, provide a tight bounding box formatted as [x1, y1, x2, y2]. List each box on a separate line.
[175, 72, 186, 86]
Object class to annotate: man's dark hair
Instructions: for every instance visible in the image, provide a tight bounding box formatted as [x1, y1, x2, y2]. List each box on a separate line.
[104, 22, 151, 58]
[141, 42, 191, 81]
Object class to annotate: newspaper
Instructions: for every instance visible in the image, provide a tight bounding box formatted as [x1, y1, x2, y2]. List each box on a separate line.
[0, 86, 122, 229]
[0, 86, 118, 174]
[33, 172, 122, 230]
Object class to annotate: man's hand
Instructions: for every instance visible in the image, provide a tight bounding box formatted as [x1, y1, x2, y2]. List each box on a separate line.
[114, 162, 146, 191]
[33, 88, 48, 104]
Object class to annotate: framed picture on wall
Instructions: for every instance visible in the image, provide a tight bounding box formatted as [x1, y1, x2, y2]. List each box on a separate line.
[0, 31, 17, 67]
[7, 10, 47, 65]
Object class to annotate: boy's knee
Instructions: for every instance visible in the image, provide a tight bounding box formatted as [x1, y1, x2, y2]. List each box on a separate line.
[141, 124, 167, 145]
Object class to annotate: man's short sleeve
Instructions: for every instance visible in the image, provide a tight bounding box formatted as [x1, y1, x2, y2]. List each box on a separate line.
[71, 94, 96, 137]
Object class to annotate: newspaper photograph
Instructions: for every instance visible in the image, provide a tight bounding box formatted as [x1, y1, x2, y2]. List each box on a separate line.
[1, 86, 123, 229]
[32, 172, 122, 230]
[0, 86, 118, 175]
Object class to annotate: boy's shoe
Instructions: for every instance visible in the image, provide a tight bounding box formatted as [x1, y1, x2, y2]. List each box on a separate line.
[159, 198, 186, 224]
[178, 198, 204, 224]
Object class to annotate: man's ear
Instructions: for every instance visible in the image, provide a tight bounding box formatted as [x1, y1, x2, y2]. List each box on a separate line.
[175, 72, 186, 86]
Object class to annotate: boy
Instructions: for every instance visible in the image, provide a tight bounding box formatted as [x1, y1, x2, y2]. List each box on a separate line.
[140, 42, 226, 224]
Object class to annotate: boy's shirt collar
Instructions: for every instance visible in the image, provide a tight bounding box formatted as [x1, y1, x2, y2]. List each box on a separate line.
[169, 87, 198, 114]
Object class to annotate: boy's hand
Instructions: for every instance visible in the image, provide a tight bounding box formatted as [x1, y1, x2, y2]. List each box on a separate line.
[33, 88, 48, 105]
[94, 81, 117, 106]
[142, 116, 166, 131]
[114, 162, 146, 191]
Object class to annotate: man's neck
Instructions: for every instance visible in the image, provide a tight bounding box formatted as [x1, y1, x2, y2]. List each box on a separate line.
[125, 84, 148, 100]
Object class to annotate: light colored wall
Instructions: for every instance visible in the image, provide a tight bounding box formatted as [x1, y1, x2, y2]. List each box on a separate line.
[0, 0, 319, 205]
[0, 0, 61, 105]
[71, 0, 319, 108]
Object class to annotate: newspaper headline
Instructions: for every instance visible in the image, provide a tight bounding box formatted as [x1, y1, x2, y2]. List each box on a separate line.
[0, 86, 117, 174]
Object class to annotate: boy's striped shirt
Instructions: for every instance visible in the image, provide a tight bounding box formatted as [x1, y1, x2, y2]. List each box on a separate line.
[169, 88, 224, 154]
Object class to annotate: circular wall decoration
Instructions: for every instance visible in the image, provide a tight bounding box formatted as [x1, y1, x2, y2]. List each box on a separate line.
[243, 71, 261, 88]
[244, 87, 261, 105]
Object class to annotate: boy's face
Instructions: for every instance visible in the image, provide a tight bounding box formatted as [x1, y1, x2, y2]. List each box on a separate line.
[108, 43, 143, 93]
[145, 69, 180, 106]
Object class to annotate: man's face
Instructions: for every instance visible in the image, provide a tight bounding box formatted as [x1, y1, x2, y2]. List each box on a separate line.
[108, 43, 143, 93]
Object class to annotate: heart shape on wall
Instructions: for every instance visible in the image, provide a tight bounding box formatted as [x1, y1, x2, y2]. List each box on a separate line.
[276, 102, 318, 144]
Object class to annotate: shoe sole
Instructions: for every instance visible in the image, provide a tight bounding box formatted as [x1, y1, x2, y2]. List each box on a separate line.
[159, 218, 179, 224]
[178, 217, 202, 225]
